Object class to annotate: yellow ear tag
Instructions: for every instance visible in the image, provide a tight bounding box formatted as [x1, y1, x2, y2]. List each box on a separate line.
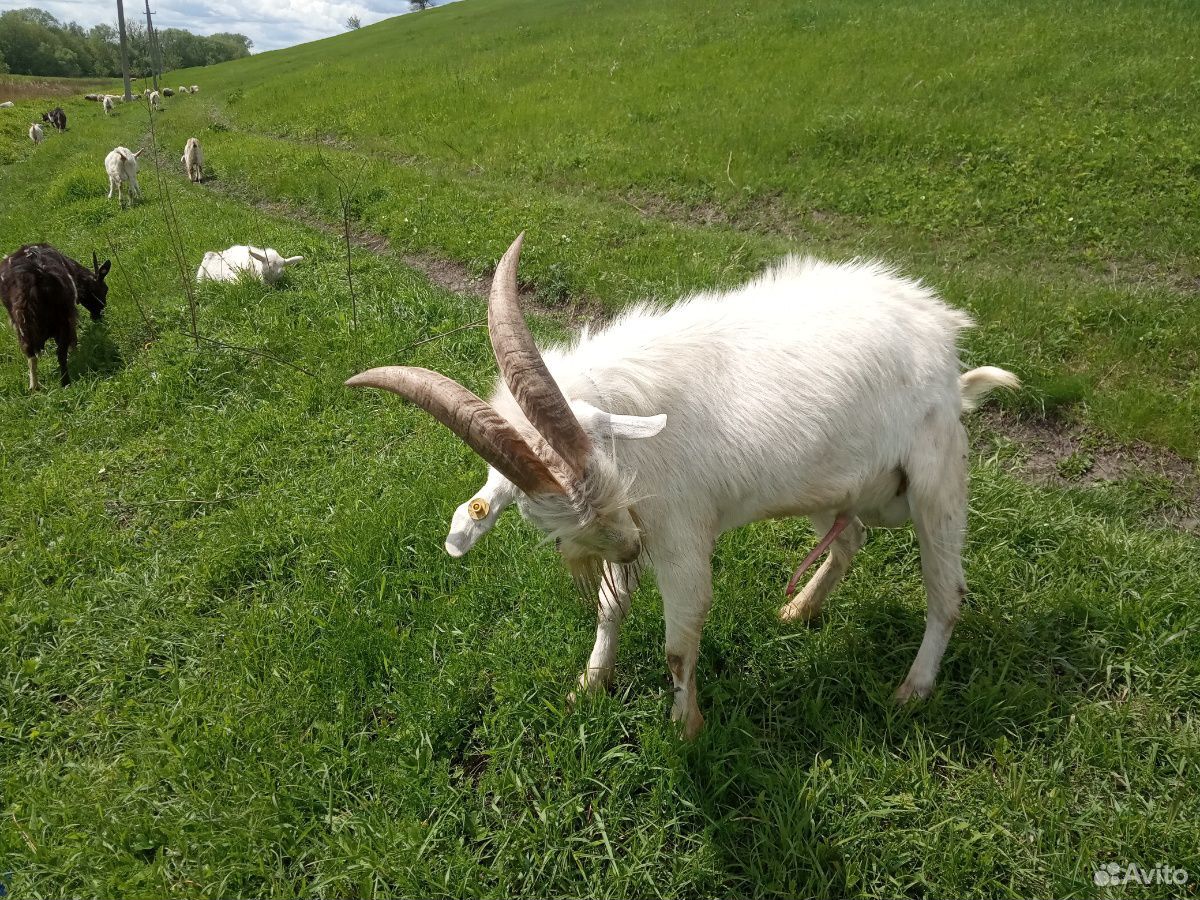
[467, 498, 490, 520]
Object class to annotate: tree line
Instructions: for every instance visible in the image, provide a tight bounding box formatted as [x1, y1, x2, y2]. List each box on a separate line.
[0, 7, 252, 78]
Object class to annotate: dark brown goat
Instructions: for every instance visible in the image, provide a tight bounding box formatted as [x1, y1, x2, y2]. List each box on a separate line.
[0, 245, 109, 390]
[41, 107, 67, 131]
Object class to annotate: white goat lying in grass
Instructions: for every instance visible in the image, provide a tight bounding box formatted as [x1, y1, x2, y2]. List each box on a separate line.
[104, 147, 142, 203]
[195, 246, 303, 284]
[349, 235, 1018, 738]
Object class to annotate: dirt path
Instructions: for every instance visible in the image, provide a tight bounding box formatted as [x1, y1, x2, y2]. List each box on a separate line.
[195, 146, 1199, 532]
[974, 409, 1199, 534]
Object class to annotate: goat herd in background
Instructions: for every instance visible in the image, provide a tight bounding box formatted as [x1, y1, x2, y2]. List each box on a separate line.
[1, 83, 304, 391]
[1, 87, 1021, 737]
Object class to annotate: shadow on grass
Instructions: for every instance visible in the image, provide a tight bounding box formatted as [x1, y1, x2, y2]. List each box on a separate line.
[73, 320, 123, 380]
[682, 595, 1112, 897]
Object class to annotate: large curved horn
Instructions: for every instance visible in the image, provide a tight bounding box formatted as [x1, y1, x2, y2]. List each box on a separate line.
[487, 233, 592, 476]
[346, 366, 564, 497]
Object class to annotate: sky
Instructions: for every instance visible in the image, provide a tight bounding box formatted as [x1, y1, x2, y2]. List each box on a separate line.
[0, 0, 464, 53]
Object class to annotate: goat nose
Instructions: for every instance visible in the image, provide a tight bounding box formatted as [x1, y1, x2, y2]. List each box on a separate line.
[615, 542, 641, 564]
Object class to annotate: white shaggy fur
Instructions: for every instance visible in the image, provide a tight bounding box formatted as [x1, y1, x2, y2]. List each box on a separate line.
[190, 85, 199, 94]
[102, 95, 114, 115]
[29, 123, 43, 144]
[195, 246, 304, 284]
[104, 146, 142, 202]
[178, 85, 188, 95]
[182, 137, 204, 183]
[446, 254, 1018, 738]
[149, 90, 161, 110]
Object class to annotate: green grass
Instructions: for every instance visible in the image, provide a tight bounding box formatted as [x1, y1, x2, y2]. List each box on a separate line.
[1, 1, 1199, 897]
[160, 0, 1200, 457]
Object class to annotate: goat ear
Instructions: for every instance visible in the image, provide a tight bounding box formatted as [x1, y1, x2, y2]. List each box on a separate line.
[571, 400, 667, 440]
[133, 149, 144, 157]
[283, 256, 304, 266]
[445, 470, 517, 558]
[97, 259, 111, 279]
[248, 249, 268, 263]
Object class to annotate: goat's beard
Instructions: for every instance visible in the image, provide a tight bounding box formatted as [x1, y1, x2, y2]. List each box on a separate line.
[564, 547, 645, 610]
[567, 552, 607, 601]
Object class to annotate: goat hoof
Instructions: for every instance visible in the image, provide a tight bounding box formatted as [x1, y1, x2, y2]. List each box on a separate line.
[778, 597, 821, 624]
[568, 669, 612, 708]
[893, 678, 933, 704]
[673, 711, 704, 740]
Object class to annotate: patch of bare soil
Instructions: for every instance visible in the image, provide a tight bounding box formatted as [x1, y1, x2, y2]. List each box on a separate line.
[0, 77, 111, 103]
[975, 408, 1200, 534]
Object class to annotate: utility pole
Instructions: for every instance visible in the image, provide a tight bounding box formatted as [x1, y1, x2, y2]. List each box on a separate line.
[143, 0, 159, 91]
[116, 0, 133, 101]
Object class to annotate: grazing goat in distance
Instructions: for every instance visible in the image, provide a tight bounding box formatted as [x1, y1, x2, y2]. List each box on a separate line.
[182, 137, 204, 183]
[105, 146, 143, 203]
[347, 234, 1019, 738]
[42, 107, 66, 131]
[178, 85, 189, 95]
[0, 245, 109, 390]
[190, 85, 200, 94]
[162, 87, 175, 97]
[103, 95, 114, 116]
[149, 90, 161, 110]
[196, 246, 303, 284]
[29, 123, 43, 144]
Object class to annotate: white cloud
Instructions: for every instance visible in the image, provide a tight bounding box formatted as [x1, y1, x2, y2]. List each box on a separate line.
[0, 0, 463, 53]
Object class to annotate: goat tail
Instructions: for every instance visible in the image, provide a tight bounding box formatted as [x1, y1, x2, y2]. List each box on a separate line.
[960, 366, 1020, 412]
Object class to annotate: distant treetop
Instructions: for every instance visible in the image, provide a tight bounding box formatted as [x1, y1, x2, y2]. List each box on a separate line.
[0, 7, 252, 77]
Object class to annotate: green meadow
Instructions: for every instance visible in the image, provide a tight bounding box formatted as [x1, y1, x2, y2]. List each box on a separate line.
[0, 0, 1197, 896]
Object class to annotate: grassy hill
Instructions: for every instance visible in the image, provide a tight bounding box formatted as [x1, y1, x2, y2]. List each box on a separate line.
[187, 0, 1199, 455]
[1, 1, 1198, 897]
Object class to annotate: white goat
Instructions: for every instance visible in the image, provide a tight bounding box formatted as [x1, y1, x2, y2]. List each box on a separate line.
[195, 246, 304, 284]
[149, 90, 161, 110]
[29, 123, 43, 144]
[102, 95, 114, 116]
[178, 85, 189, 95]
[104, 146, 143, 203]
[348, 235, 1019, 738]
[190, 85, 200, 94]
[182, 137, 204, 183]
[0, 101, 15, 109]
